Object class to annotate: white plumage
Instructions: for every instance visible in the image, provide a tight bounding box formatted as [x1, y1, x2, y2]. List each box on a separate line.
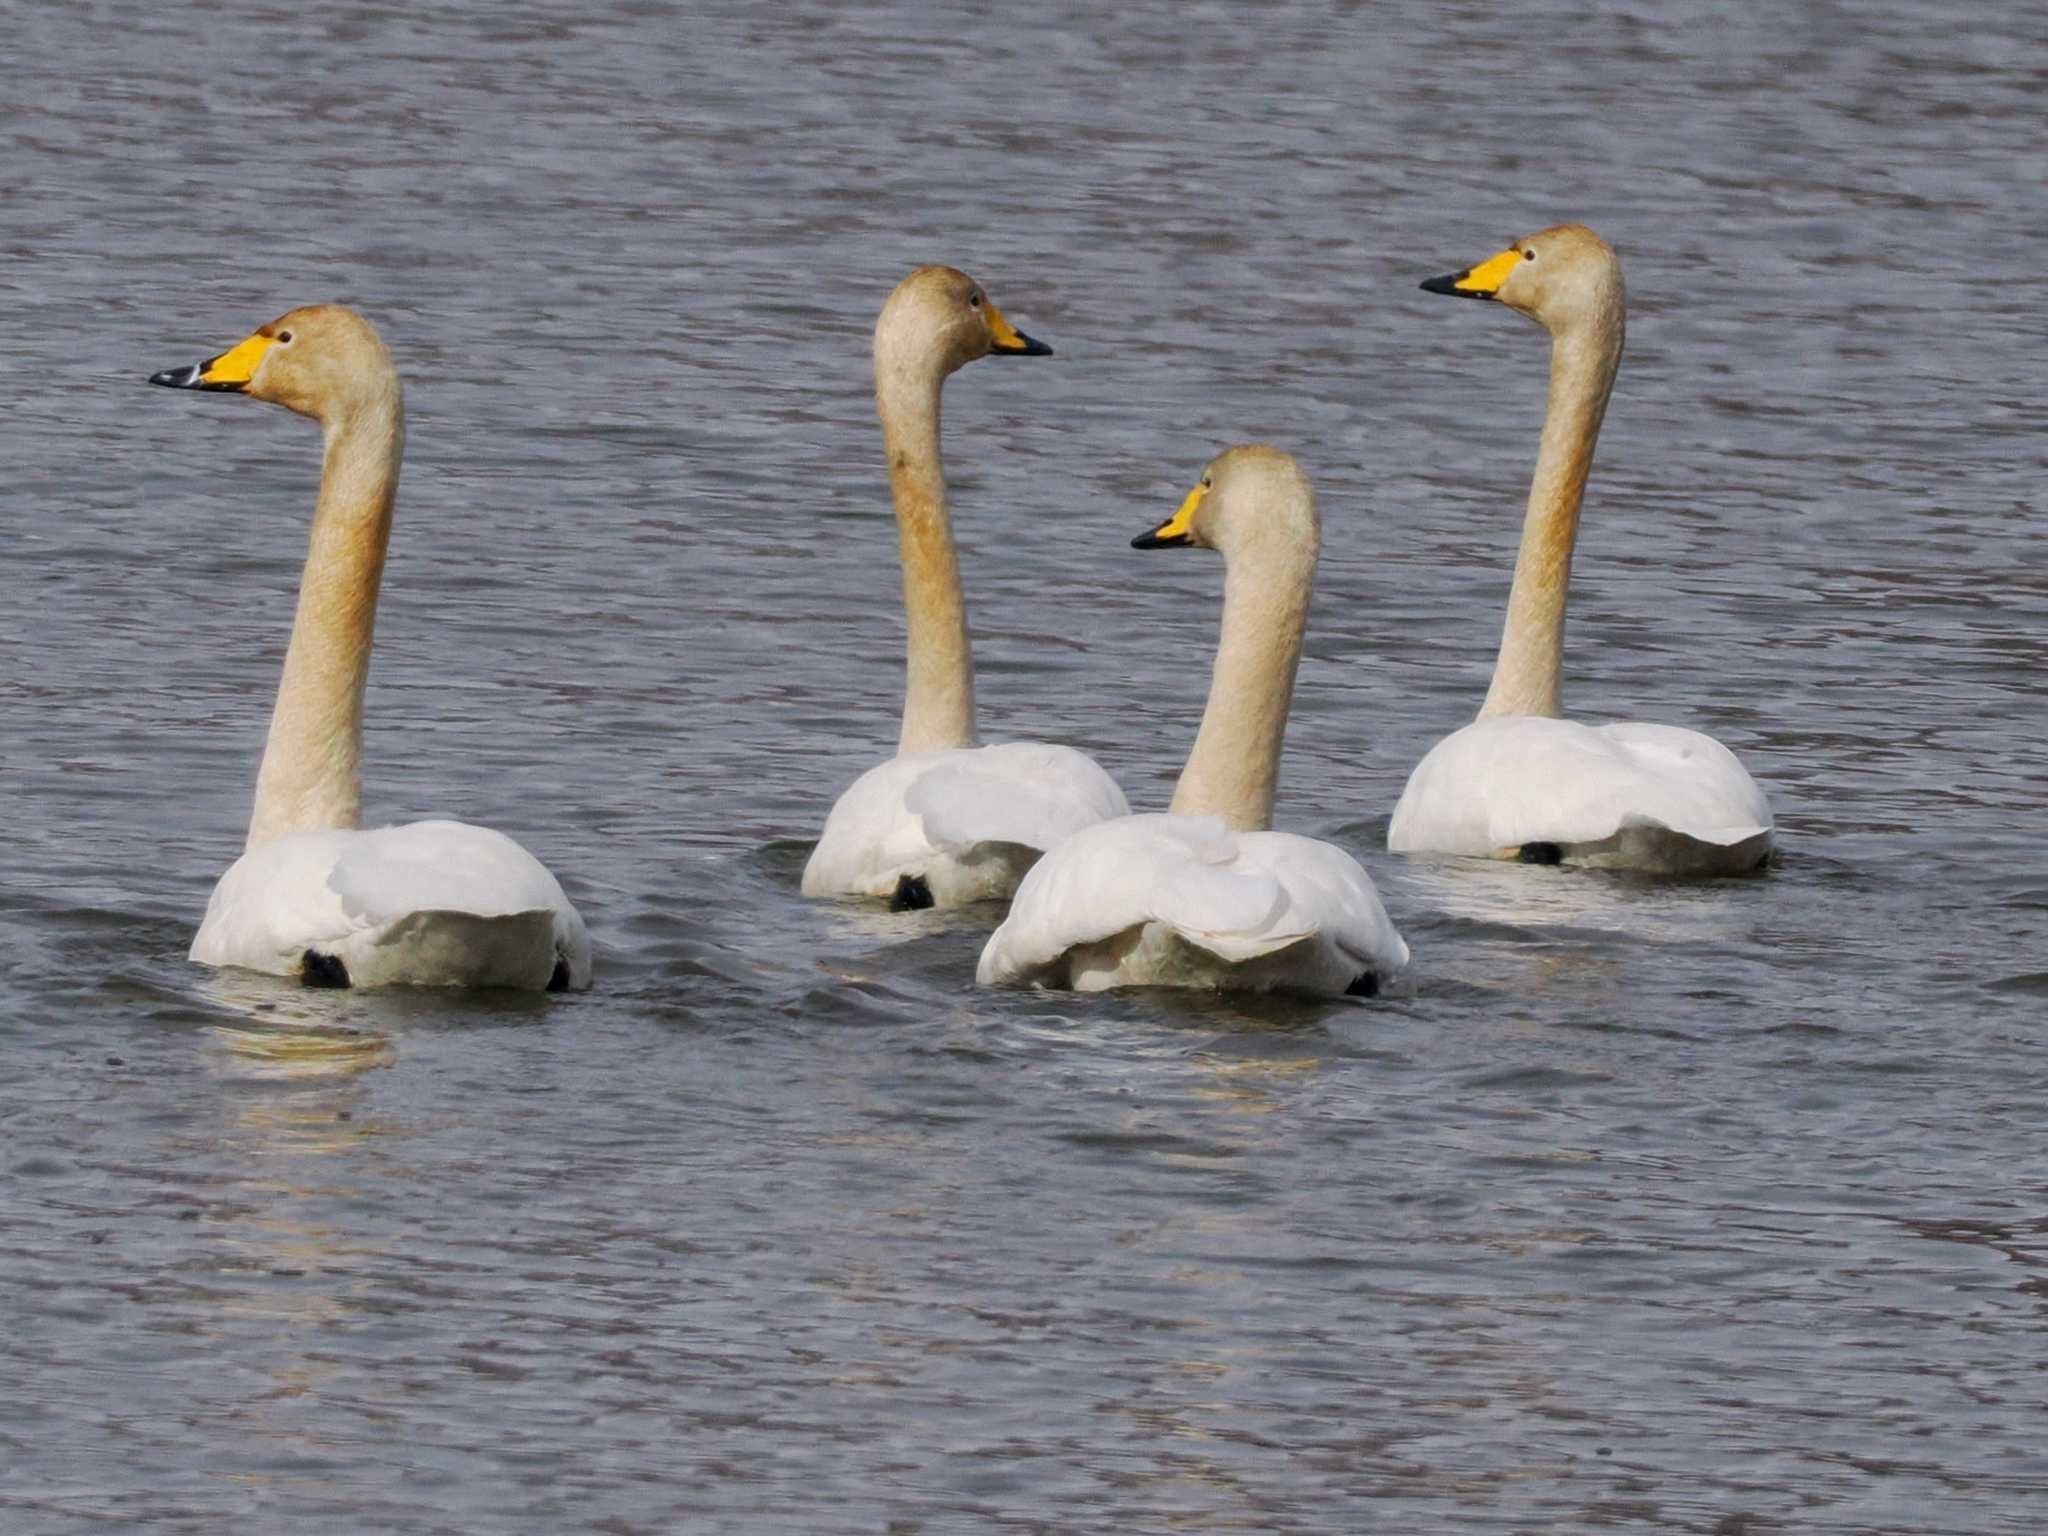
[1388, 716, 1773, 873]
[803, 743, 1131, 905]
[192, 820, 592, 990]
[977, 814, 1407, 994]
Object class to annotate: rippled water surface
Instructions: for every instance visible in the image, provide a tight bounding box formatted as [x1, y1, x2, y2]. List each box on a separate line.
[5, 2, 2047, 1530]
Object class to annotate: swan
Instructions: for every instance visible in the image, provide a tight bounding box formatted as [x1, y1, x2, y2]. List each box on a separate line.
[978, 446, 1408, 996]
[149, 305, 591, 990]
[803, 267, 1129, 909]
[1387, 224, 1773, 875]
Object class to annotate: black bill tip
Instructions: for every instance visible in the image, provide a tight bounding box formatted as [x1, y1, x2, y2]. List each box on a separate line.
[149, 358, 244, 391]
[993, 331, 1053, 357]
[1420, 271, 1492, 299]
[1131, 530, 1190, 550]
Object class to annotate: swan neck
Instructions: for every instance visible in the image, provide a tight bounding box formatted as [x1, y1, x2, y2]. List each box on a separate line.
[877, 358, 975, 754]
[245, 394, 403, 849]
[1479, 313, 1621, 720]
[1168, 543, 1312, 833]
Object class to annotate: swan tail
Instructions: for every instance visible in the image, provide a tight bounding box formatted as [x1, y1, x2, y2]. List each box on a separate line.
[331, 907, 565, 990]
[1563, 820, 1774, 875]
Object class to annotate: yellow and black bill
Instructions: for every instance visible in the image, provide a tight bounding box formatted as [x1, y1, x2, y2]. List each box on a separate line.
[1132, 480, 1205, 549]
[148, 331, 275, 391]
[1419, 245, 1521, 300]
[984, 297, 1053, 356]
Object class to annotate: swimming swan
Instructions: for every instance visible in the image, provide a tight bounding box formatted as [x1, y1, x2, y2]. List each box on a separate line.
[978, 446, 1408, 995]
[150, 305, 591, 990]
[1387, 225, 1773, 875]
[803, 267, 1128, 909]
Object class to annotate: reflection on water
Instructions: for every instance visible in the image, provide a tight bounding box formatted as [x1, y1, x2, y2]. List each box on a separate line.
[209, 1023, 395, 1082]
[5, 0, 2048, 1529]
[1392, 848, 1771, 942]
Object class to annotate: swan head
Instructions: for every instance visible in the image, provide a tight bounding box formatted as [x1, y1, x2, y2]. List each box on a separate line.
[149, 304, 399, 424]
[874, 265, 1051, 381]
[1133, 444, 1318, 566]
[1420, 223, 1623, 335]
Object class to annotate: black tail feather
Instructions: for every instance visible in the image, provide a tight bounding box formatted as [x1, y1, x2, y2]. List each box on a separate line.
[889, 874, 934, 911]
[300, 950, 351, 988]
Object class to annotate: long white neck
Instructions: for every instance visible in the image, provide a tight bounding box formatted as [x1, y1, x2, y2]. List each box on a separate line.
[876, 351, 975, 754]
[1479, 310, 1622, 720]
[245, 394, 403, 848]
[1169, 540, 1313, 833]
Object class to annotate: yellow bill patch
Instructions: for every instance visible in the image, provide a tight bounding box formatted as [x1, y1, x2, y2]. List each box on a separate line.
[984, 299, 1028, 350]
[200, 332, 276, 386]
[1453, 246, 1522, 295]
[1133, 482, 1206, 549]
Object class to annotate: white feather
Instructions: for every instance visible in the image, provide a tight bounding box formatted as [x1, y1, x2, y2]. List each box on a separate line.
[192, 819, 592, 990]
[1388, 715, 1773, 873]
[803, 743, 1129, 905]
[977, 813, 1408, 996]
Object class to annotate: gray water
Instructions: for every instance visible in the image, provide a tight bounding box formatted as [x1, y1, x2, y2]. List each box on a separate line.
[4, 1, 2046, 1530]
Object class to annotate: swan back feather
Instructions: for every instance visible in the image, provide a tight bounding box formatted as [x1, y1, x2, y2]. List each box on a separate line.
[192, 820, 591, 989]
[804, 743, 1129, 905]
[976, 815, 1407, 993]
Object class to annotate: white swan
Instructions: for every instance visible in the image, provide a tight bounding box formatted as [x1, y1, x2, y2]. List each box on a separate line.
[803, 267, 1128, 909]
[978, 446, 1408, 996]
[150, 306, 591, 990]
[1387, 225, 1774, 875]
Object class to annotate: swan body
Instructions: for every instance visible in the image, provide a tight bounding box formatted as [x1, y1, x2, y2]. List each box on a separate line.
[805, 266, 1128, 906]
[193, 821, 591, 990]
[1389, 716, 1772, 872]
[805, 742, 1129, 906]
[1390, 224, 1773, 875]
[980, 446, 1407, 996]
[976, 814, 1407, 993]
[151, 305, 590, 990]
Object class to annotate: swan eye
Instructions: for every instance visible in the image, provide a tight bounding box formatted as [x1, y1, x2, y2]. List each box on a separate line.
[1521, 250, 1534, 262]
[278, 330, 294, 342]
[968, 292, 982, 308]
[1201, 477, 1212, 489]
